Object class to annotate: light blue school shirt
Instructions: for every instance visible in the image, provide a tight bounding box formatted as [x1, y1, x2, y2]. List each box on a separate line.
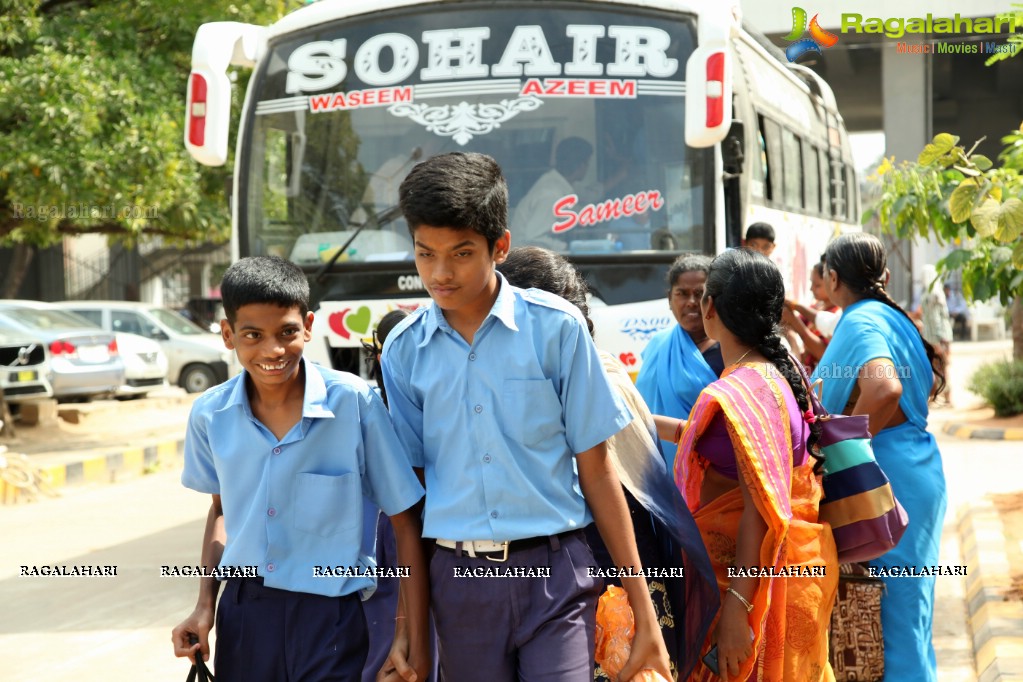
[181, 358, 424, 598]
[381, 272, 632, 542]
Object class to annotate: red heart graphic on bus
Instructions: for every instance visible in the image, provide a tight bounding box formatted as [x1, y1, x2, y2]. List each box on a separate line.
[619, 352, 637, 366]
[329, 309, 351, 340]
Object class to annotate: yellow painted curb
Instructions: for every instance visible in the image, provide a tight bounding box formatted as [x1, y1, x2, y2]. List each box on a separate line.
[942, 421, 1023, 440]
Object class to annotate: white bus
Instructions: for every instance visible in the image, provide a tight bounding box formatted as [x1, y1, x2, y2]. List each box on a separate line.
[185, 0, 859, 376]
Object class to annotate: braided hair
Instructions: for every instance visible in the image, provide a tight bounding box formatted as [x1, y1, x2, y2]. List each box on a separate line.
[823, 233, 946, 397]
[704, 248, 823, 462]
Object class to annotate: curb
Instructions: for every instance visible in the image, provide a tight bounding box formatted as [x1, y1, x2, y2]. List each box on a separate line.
[0, 437, 184, 504]
[958, 499, 1023, 682]
[943, 422, 1023, 441]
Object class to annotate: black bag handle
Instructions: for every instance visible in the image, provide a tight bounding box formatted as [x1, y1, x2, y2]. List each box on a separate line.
[186, 636, 215, 682]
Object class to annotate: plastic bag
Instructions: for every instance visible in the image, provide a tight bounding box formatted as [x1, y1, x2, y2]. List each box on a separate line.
[594, 585, 635, 679]
[594, 585, 671, 682]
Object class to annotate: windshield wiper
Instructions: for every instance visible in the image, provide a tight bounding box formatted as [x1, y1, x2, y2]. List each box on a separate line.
[313, 203, 406, 284]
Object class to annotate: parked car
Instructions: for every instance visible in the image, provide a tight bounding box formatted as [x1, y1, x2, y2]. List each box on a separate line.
[0, 327, 53, 402]
[54, 301, 238, 393]
[0, 302, 125, 400]
[113, 332, 169, 398]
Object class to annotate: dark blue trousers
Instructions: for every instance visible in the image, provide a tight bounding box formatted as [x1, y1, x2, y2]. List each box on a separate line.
[429, 531, 602, 682]
[215, 577, 368, 682]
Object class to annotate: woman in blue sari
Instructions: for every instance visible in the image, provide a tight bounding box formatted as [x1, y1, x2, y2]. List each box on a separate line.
[636, 255, 723, 471]
[811, 233, 948, 682]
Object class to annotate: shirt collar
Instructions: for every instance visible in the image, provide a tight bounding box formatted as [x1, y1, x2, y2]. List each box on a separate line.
[418, 271, 518, 347]
[218, 356, 334, 420]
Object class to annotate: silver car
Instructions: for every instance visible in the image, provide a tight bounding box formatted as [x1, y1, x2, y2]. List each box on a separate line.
[55, 301, 238, 393]
[0, 328, 53, 402]
[0, 302, 124, 400]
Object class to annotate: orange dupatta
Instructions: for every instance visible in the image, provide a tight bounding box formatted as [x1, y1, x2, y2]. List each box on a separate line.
[674, 365, 837, 682]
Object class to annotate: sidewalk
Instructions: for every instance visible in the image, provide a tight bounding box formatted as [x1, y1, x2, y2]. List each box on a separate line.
[0, 390, 194, 504]
[931, 339, 1023, 682]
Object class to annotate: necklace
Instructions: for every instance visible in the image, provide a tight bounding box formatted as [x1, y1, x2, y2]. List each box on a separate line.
[730, 347, 754, 366]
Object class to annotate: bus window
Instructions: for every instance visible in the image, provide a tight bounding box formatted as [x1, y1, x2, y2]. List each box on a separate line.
[845, 164, 858, 220]
[781, 128, 802, 210]
[817, 148, 829, 216]
[803, 143, 820, 217]
[241, 7, 706, 261]
[830, 156, 846, 219]
[760, 116, 784, 206]
[750, 125, 767, 200]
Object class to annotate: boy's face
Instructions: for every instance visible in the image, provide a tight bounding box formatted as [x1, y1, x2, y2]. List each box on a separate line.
[746, 238, 775, 257]
[221, 304, 313, 387]
[412, 225, 510, 315]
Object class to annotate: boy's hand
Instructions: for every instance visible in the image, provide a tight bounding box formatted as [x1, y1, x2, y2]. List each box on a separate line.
[171, 605, 214, 664]
[376, 621, 429, 682]
[617, 620, 671, 682]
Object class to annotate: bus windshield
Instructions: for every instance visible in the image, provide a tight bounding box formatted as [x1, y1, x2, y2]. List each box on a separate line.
[241, 3, 708, 266]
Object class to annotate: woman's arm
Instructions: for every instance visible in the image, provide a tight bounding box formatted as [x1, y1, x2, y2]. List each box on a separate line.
[652, 414, 685, 444]
[851, 358, 903, 435]
[715, 470, 764, 680]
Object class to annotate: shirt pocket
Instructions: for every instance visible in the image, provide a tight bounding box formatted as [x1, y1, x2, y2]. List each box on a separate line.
[292, 472, 362, 538]
[502, 379, 565, 447]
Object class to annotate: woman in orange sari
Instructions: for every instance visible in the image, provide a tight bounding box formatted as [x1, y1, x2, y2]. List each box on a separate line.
[674, 249, 838, 681]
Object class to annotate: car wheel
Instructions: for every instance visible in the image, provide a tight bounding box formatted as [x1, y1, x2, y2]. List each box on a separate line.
[179, 364, 217, 393]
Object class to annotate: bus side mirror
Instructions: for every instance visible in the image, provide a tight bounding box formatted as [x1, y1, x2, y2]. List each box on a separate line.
[722, 120, 744, 176]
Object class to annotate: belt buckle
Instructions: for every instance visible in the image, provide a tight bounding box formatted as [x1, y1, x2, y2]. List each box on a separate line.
[484, 541, 510, 563]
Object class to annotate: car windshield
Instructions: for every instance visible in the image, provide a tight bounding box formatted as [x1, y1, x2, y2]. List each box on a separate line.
[0, 307, 98, 330]
[148, 308, 207, 335]
[242, 3, 706, 263]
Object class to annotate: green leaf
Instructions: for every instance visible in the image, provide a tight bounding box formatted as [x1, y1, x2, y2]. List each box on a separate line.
[949, 180, 980, 223]
[918, 133, 959, 165]
[1013, 241, 1023, 269]
[971, 198, 1001, 237]
[940, 249, 973, 271]
[972, 154, 994, 171]
[994, 198, 1023, 242]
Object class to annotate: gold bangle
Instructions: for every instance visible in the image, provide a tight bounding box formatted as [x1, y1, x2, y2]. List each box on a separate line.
[726, 587, 754, 613]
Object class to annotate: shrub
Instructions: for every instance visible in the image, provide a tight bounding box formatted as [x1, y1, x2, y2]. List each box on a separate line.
[969, 360, 1023, 417]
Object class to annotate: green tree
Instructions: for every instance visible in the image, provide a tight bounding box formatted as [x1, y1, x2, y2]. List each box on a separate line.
[867, 126, 1023, 358]
[0, 0, 287, 295]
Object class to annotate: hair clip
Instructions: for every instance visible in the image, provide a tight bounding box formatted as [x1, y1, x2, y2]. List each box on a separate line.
[803, 409, 817, 424]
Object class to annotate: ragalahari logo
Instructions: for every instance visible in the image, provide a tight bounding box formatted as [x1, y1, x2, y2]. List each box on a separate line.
[783, 7, 840, 62]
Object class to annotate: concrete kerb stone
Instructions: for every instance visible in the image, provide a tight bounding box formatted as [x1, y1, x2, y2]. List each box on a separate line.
[944, 422, 1023, 441]
[0, 437, 184, 504]
[958, 498, 1023, 682]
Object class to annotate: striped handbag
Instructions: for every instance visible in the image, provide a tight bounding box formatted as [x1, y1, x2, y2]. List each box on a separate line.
[792, 356, 909, 563]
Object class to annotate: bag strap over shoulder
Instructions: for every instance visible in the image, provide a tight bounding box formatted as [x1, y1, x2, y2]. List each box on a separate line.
[787, 352, 830, 420]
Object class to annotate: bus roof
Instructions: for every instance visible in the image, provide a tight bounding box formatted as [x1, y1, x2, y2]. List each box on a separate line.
[266, 0, 739, 42]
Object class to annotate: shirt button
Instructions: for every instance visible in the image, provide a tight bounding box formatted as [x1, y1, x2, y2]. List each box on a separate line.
[272, 447, 281, 455]
[483, 454, 491, 463]
[469, 353, 477, 361]
[474, 405, 483, 414]
[267, 508, 276, 517]
[490, 510, 499, 519]
[266, 562, 276, 572]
